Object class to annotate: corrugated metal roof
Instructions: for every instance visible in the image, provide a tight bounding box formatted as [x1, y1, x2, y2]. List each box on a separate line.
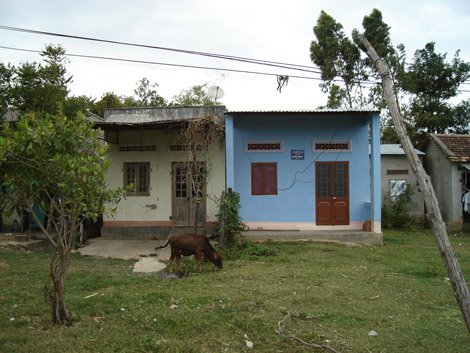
[381, 144, 425, 155]
[226, 108, 379, 115]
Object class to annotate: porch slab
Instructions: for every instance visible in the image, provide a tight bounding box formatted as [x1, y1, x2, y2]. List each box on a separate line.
[242, 230, 383, 246]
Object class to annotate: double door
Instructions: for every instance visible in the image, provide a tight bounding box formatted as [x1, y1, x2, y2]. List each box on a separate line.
[315, 162, 349, 225]
[171, 162, 206, 227]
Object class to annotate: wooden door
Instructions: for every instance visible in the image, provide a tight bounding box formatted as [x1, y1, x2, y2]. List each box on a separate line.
[315, 162, 349, 225]
[171, 162, 206, 227]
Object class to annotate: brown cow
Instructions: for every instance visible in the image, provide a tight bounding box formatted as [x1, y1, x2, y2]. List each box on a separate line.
[155, 233, 223, 273]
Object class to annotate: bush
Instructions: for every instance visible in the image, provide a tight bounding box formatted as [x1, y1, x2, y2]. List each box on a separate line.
[382, 185, 416, 229]
[216, 191, 247, 248]
[222, 238, 277, 260]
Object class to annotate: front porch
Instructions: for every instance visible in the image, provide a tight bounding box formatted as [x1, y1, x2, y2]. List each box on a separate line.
[243, 229, 383, 245]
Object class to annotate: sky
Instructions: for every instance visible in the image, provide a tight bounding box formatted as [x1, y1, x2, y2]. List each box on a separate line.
[1, 0, 469, 112]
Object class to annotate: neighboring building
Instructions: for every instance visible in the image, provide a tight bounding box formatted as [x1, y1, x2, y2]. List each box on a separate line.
[225, 109, 382, 245]
[94, 106, 227, 238]
[380, 144, 425, 217]
[424, 134, 470, 230]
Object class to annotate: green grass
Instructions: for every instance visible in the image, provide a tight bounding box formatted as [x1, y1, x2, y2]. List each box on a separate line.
[1, 229, 470, 352]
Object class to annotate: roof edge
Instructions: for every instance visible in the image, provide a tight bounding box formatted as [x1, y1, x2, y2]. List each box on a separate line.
[429, 133, 455, 157]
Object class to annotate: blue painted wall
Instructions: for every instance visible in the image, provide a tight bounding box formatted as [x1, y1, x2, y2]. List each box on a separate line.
[226, 112, 378, 224]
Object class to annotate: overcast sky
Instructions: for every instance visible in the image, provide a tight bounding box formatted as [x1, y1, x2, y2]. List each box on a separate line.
[1, 0, 469, 112]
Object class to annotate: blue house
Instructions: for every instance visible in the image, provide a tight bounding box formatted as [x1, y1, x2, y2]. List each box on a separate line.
[225, 109, 382, 245]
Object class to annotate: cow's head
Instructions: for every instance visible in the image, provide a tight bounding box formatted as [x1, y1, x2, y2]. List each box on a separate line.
[212, 251, 223, 269]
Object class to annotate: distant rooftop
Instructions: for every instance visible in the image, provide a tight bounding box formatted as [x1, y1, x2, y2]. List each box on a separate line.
[380, 144, 425, 156]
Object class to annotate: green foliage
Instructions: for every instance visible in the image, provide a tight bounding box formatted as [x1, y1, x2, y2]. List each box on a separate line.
[217, 191, 247, 248]
[170, 83, 218, 107]
[63, 95, 95, 119]
[310, 9, 469, 148]
[381, 184, 417, 229]
[399, 42, 470, 146]
[222, 238, 276, 260]
[89, 92, 126, 117]
[0, 45, 72, 117]
[0, 111, 126, 325]
[310, 11, 363, 108]
[134, 77, 167, 107]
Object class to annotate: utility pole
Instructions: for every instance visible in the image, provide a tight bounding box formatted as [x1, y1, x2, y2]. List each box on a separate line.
[360, 35, 470, 334]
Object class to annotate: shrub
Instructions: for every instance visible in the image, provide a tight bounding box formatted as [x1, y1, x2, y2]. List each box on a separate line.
[382, 184, 416, 229]
[216, 191, 247, 248]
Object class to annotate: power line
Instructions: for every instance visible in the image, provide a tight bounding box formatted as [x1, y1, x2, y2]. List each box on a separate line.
[0, 45, 327, 81]
[4, 45, 470, 94]
[0, 25, 324, 76]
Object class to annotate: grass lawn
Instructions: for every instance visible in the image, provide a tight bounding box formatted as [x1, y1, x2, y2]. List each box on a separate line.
[1, 229, 470, 352]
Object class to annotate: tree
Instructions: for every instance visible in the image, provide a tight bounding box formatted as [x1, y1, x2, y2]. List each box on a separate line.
[1, 45, 95, 121]
[310, 11, 364, 108]
[0, 112, 126, 325]
[63, 95, 95, 119]
[0, 62, 16, 119]
[90, 92, 125, 117]
[9, 45, 71, 116]
[310, 9, 470, 147]
[400, 42, 470, 144]
[134, 77, 167, 107]
[170, 83, 218, 107]
[361, 34, 470, 335]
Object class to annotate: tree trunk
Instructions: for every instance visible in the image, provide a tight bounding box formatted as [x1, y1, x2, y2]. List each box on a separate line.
[360, 35, 470, 334]
[47, 247, 73, 325]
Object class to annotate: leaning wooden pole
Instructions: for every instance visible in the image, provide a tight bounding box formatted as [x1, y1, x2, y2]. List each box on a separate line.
[360, 35, 470, 334]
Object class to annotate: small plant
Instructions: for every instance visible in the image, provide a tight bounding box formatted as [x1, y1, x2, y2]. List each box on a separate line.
[382, 184, 416, 229]
[222, 238, 277, 260]
[216, 191, 247, 249]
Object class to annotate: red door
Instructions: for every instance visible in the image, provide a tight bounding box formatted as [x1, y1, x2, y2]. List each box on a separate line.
[316, 162, 349, 225]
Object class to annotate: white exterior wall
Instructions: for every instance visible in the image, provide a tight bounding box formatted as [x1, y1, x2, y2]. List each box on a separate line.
[104, 129, 225, 225]
[381, 155, 425, 217]
[424, 142, 463, 230]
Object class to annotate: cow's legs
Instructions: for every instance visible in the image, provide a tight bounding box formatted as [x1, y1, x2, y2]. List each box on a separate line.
[176, 256, 182, 272]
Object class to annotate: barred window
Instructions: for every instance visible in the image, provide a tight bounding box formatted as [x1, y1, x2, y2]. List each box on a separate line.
[119, 145, 156, 152]
[245, 140, 283, 152]
[124, 162, 150, 196]
[170, 144, 202, 151]
[313, 140, 351, 152]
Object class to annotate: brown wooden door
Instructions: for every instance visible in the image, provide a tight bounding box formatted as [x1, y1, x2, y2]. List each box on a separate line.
[171, 162, 206, 227]
[315, 162, 349, 225]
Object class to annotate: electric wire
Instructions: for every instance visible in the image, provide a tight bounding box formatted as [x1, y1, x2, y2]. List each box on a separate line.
[0, 25, 469, 91]
[0, 25, 325, 75]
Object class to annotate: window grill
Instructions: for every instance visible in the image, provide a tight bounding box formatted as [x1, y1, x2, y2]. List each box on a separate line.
[170, 144, 202, 151]
[313, 141, 351, 152]
[119, 145, 156, 152]
[245, 140, 283, 152]
[387, 170, 409, 175]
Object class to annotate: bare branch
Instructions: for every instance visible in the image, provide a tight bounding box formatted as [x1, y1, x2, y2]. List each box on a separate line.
[275, 312, 340, 353]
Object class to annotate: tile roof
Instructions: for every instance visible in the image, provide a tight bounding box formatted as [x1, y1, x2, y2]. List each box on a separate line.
[428, 133, 470, 163]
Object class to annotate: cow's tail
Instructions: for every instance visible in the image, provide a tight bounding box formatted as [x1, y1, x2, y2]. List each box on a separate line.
[154, 238, 171, 250]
